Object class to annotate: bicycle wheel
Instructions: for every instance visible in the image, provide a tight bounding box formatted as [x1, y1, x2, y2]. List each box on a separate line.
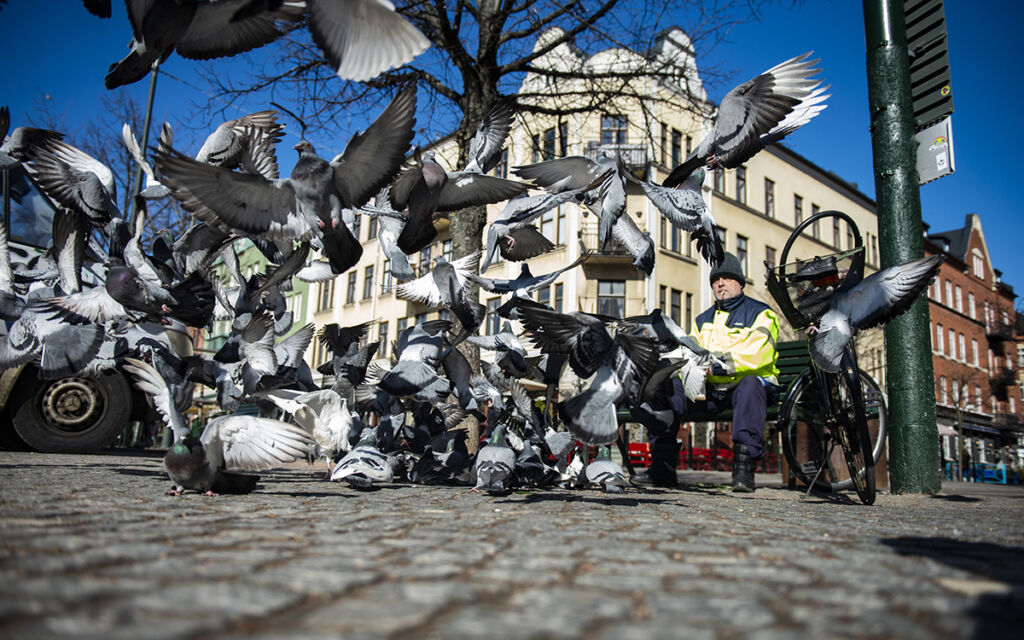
[830, 350, 876, 504]
[779, 367, 887, 496]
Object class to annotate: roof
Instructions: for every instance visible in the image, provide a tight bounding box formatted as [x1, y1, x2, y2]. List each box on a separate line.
[927, 222, 972, 262]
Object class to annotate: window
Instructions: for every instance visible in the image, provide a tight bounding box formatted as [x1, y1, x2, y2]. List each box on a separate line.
[735, 167, 746, 204]
[948, 329, 955, 357]
[671, 129, 682, 168]
[352, 214, 362, 241]
[346, 272, 357, 304]
[363, 265, 374, 299]
[952, 379, 960, 406]
[972, 251, 984, 278]
[531, 134, 541, 162]
[381, 259, 393, 293]
[973, 339, 979, 366]
[396, 317, 408, 341]
[536, 285, 550, 306]
[764, 178, 774, 218]
[597, 280, 626, 317]
[318, 279, 334, 311]
[671, 289, 681, 325]
[811, 204, 820, 238]
[685, 292, 693, 330]
[794, 194, 803, 227]
[736, 236, 748, 278]
[443, 239, 453, 261]
[558, 122, 568, 157]
[715, 226, 726, 251]
[958, 333, 966, 362]
[936, 324, 944, 353]
[968, 292, 976, 319]
[659, 286, 666, 311]
[659, 217, 667, 249]
[847, 223, 855, 251]
[367, 214, 378, 240]
[766, 246, 777, 271]
[944, 280, 953, 307]
[486, 298, 501, 335]
[660, 122, 668, 165]
[378, 321, 389, 357]
[713, 167, 725, 193]
[686, 135, 693, 155]
[871, 234, 878, 265]
[975, 385, 982, 411]
[669, 221, 681, 253]
[955, 285, 963, 313]
[419, 246, 432, 276]
[492, 149, 509, 178]
[939, 376, 947, 404]
[543, 127, 556, 161]
[554, 283, 563, 313]
[833, 218, 841, 248]
[600, 114, 627, 144]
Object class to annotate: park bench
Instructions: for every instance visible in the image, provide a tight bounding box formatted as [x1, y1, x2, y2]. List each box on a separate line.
[616, 340, 810, 475]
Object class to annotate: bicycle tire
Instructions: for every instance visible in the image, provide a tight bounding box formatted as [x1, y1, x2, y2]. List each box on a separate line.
[779, 366, 887, 495]
[831, 351, 876, 505]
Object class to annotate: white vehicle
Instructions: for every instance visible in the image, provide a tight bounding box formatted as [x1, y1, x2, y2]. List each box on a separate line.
[0, 162, 193, 452]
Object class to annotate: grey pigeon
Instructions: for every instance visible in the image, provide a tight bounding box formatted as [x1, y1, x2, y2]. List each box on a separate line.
[331, 428, 394, 489]
[195, 110, 283, 179]
[103, 0, 305, 89]
[585, 446, 628, 493]
[664, 52, 828, 187]
[156, 87, 416, 249]
[632, 168, 723, 266]
[24, 137, 119, 224]
[810, 255, 943, 372]
[470, 251, 590, 301]
[474, 425, 516, 494]
[122, 121, 173, 199]
[358, 189, 416, 280]
[123, 357, 314, 495]
[466, 321, 528, 379]
[394, 252, 486, 349]
[377, 320, 452, 404]
[391, 149, 529, 254]
[306, 0, 429, 81]
[0, 109, 63, 171]
[481, 189, 582, 271]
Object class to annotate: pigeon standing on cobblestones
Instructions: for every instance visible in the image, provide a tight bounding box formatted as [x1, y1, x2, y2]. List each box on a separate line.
[585, 446, 628, 493]
[474, 425, 515, 494]
[123, 357, 314, 495]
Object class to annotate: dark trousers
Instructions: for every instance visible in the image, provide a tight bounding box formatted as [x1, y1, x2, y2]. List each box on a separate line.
[650, 376, 769, 466]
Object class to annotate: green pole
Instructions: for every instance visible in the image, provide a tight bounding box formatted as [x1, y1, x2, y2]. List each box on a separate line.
[128, 62, 160, 228]
[863, 0, 941, 493]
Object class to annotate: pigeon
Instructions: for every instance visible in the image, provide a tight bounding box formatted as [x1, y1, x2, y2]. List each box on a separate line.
[0, 109, 64, 171]
[466, 321, 528, 379]
[605, 205, 657, 276]
[123, 357, 314, 495]
[306, 0, 429, 82]
[480, 189, 583, 271]
[358, 188, 416, 281]
[156, 86, 416, 249]
[24, 137, 120, 225]
[0, 304, 105, 379]
[122, 121, 173, 199]
[474, 424, 516, 494]
[810, 254, 943, 372]
[469, 251, 590, 302]
[585, 446, 628, 493]
[632, 168, 723, 266]
[331, 428, 393, 489]
[195, 110, 283, 179]
[512, 299, 618, 380]
[103, 0, 305, 90]
[394, 253, 486, 349]
[390, 149, 529, 254]
[514, 150, 627, 248]
[664, 52, 829, 187]
[377, 320, 452, 403]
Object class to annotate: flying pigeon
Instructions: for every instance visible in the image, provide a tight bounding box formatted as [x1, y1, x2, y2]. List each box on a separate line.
[394, 252, 486, 349]
[664, 52, 829, 187]
[632, 168, 723, 266]
[810, 254, 943, 372]
[123, 357, 314, 495]
[195, 110, 283, 179]
[480, 189, 583, 271]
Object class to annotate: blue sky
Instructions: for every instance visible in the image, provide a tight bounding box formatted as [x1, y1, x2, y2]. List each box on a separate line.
[2, 1, 1021, 299]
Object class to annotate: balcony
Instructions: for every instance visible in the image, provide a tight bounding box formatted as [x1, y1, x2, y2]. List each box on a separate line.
[584, 141, 648, 174]
[992, 413, 1024, 432]
[989, 367, 1015, 398]
[985, 321, 1014, 341]
[578, 221, 637, 262]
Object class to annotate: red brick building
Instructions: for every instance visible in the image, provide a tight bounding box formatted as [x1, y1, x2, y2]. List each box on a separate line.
[925, 214, 1022, 472]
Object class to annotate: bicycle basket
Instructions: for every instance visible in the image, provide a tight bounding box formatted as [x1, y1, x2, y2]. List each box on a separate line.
[766, 246, 866, 330]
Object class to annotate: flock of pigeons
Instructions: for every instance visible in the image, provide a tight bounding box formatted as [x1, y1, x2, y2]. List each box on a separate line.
[1, 44, 944, 496]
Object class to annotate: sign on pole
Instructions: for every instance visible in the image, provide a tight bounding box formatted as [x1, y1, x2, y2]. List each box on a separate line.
[915, 115, 955, 185]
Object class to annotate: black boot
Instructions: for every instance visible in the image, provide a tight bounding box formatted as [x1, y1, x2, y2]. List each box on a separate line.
[631, 459, 678, 488]
[732, 444, 756, 493]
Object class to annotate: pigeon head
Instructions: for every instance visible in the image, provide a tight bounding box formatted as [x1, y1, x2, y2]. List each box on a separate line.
[293, 140, 316, 154]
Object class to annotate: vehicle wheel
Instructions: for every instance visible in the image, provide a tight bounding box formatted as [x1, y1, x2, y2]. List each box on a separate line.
[10, 366, 132, 453]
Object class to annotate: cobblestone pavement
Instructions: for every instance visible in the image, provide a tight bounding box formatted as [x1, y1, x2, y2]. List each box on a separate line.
[1, 451, 1022, 640]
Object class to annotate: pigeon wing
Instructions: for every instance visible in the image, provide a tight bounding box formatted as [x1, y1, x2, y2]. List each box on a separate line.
[840, 255, 944, 331]
[122, 357, 190, 440]
[175, 0, 305, 60]
[201, 415, 314, 472]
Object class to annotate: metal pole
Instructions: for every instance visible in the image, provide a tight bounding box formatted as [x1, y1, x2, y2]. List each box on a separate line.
[862, 0, 941, 493]
[129, 62, 160, 227]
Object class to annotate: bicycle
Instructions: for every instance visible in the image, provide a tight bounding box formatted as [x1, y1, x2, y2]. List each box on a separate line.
[766, 210, 887, 505]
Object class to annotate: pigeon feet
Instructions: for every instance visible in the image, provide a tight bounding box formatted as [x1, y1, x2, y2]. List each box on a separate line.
[166, 488, 182, 496]
[202, 490, 218, 497]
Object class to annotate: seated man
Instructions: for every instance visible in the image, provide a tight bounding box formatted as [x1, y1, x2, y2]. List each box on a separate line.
[633, 253, 779, 492]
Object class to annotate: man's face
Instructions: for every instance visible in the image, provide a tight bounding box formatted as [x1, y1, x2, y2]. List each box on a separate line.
[712, 276, 743, 301]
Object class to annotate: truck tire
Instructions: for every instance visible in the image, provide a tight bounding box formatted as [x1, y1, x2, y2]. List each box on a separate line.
[10, 366, 132, 453]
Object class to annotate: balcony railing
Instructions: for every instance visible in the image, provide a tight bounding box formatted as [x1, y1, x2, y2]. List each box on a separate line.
[584, 141, 648, 172]
[992, 413, 1024, 431]
[985, 321, 1014, 341]
[578, 222, 635, 258]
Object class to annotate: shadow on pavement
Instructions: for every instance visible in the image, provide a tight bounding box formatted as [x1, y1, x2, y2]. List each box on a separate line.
[881, 536, 1024, 638]
[930, 494, 983, 503]
[497, 492, 672, 507]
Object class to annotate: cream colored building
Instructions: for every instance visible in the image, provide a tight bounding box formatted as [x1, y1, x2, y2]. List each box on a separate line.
[303, 27, 885, 391]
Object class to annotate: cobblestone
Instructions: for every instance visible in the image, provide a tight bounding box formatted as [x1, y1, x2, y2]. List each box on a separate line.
[1, 451, 1023, 639]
